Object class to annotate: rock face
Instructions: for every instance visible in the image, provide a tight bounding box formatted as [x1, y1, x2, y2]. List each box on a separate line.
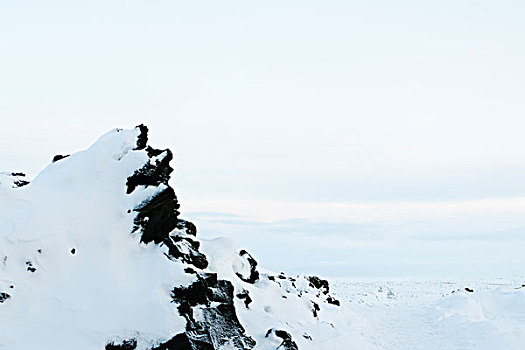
[265, 329, 299, 350]
[163, 271, 256, 349]
[235, 250, 260, 284]
[0, 125, 346, 350]
[122, 125, 256, 349]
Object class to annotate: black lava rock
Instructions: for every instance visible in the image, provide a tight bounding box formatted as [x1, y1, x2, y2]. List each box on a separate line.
[6, 172, 30, 188]
[168, 273, 256, 350]
[164, 235, 208, 269]
[236, 250, 259, 284]
[126, 130, 208, 268]
[152, 333, 214, 350]
[236, 290, 253, 309]
[307, 275, 330, 295]
[105, 339, 137, 350]
[265, 329, 298, 350]
[0, 292, 11, 303]
[134, 124, 148, 150]
[311, 301, 320, 318]
[126, 149, 174, 194]
[132, 186, 180, 244]
[26, 260, 36, 273]
[52, 154, 70, 163]
[175, 219, 197, 236]
[326, 295, 340, 306]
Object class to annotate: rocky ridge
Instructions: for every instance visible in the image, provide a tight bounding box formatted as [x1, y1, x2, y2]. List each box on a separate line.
[0, 125, 347, 350]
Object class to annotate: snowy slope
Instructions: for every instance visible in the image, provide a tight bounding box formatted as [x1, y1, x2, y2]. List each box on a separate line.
[0, 126, 368, 350]
[333, 278, 525, 350]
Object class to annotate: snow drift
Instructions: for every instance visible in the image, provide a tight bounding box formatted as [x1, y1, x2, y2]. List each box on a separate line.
[0, 125, 365, 350]
[432, 286, 525, 349]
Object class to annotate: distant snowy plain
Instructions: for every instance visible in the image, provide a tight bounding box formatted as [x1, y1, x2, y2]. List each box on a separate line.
[332, 277, 525, 350]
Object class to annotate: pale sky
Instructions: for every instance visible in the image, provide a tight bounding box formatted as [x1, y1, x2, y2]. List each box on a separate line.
[2, 1, 525, 276]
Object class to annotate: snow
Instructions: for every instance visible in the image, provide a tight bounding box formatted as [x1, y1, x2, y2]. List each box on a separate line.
[2, 125, 524, 350]
[332, 277, 525, 349]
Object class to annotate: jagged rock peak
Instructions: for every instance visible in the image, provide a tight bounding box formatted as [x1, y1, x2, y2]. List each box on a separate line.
[134, 124, 149, 150]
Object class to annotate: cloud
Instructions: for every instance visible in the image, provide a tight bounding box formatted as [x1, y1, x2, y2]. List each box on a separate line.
[184, 197, 525, 225]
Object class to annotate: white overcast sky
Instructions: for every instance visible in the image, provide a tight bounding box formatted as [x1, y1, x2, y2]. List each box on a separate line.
[1, 1, 525, 223]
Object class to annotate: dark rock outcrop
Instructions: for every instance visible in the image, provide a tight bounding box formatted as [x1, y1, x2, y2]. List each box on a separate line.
[265, 329, 299, 350]
[235, 250, 259, 284]
[52, 154, 70, 163]
[25, 260, 36, 273]
[266, 272, 341, 312]
[1, 172, 30, 188]
[132, 186, 180, 244]
[134, 124, 149, 150]
[307, 276, 329, 295]
[13, 179, 29, 188]
[326, 295, 340, 306]
[307, 275, 340, 305]
[166, 272, 256, 350]
[164, 235, 208, 269]
[0, 292, 10, 303]
[175, 220, 197, 236]
[127, 126, 207, 270]
[236, 290, 252, 309]
[126, 148, 174, 195]
[151, 333, 214, 350]
[105, 339, 137, 350]
[311, 301, 320, 318]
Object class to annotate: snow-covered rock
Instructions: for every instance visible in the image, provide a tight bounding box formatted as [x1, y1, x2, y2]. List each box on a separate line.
[0, 171, 29, 189]
[0, 125, 364, 350]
